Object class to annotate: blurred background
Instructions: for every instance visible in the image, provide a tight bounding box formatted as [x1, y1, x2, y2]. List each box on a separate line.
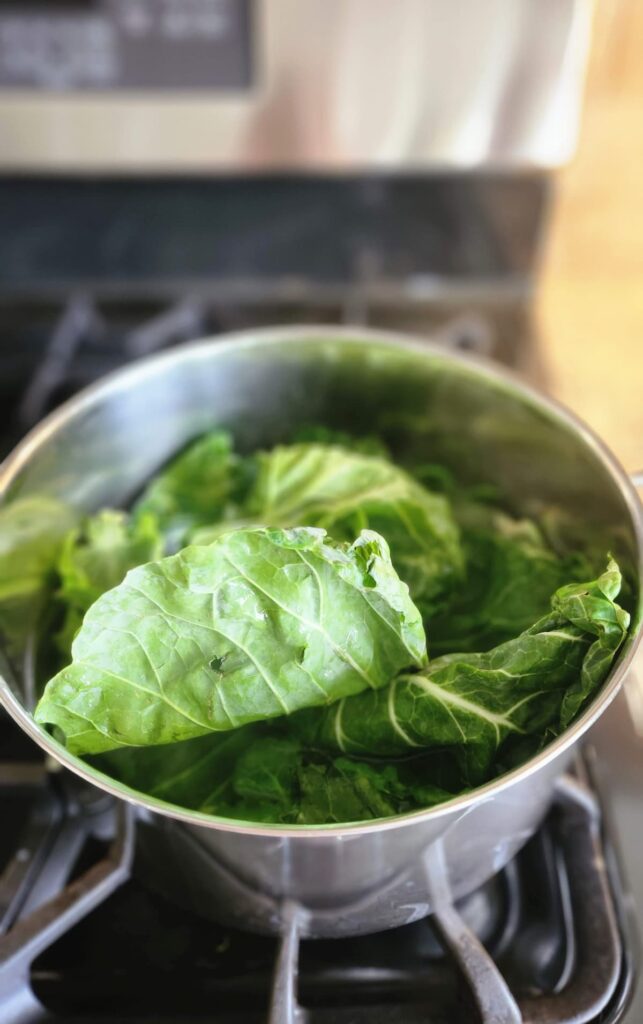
[538, 0, 643, 472]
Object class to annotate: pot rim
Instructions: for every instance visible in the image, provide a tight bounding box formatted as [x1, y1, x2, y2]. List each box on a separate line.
[1, 324, 642, 837]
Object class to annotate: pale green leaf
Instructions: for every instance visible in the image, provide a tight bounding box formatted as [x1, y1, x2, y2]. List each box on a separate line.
[55, 509, 164, 657]
[0, 496, 76, 654]
[35, 526, 426, 755]
[195, 444, 464, 614]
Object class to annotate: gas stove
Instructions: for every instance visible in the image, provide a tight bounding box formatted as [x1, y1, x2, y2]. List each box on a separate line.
[0, 173, 641, 1023]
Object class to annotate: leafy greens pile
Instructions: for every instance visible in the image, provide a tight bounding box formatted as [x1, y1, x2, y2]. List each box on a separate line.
[0, 429, 630, 825]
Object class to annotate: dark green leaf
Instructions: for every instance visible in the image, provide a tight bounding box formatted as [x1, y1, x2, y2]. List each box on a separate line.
[95, 727, 256, 809]
[296, 755, 457, 824]
[231, 735, 302, 818]
[293, 559, 629, 785]
[429, 503, 591, 654]
[98, 727, 457, 824]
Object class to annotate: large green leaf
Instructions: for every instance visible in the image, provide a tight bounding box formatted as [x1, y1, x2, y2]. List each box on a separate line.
[293, 559, 629, 784]
[0, 496, 76, 654]
[55, 509, 164, 657]
[194, 443, 464, 615]
[35, 526, 426, 755]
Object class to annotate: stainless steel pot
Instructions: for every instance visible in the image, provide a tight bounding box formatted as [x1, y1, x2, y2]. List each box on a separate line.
[0, 328, 641, 938]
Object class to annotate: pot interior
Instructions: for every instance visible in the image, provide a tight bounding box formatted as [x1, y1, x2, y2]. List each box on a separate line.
[0, 329, 641, 805]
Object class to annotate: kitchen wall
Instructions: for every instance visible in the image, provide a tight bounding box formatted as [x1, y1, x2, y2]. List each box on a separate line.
[538, 0, 643, 473]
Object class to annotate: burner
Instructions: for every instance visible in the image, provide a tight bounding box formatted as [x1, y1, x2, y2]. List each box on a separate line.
[0, 717, 632, 1024]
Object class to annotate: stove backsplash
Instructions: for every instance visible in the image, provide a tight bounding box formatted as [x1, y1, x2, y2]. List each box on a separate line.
[0, 175, 547, 297]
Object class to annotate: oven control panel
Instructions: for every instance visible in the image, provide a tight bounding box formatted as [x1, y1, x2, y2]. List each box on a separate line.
[0, 0, 253, 90]
[0, 0, 591, 173]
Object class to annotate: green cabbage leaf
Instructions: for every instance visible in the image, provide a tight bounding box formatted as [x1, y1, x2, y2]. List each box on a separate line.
[35, 526, 426, 755]
[293, 559, 629, 784]
[194, 443, 464, 616]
